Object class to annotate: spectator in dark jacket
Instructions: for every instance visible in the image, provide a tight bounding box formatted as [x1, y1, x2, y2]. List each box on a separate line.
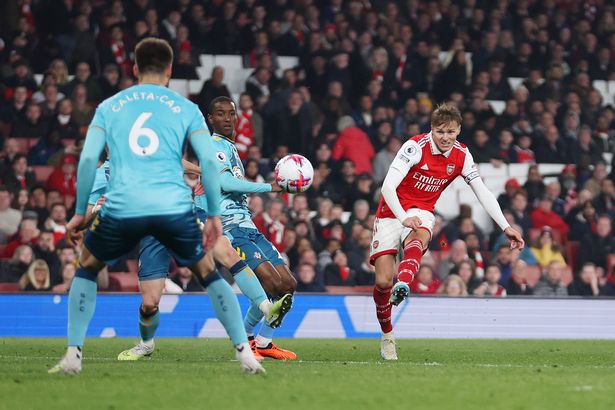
[172, 267, 204, 292]
[196, 66, 231, 115]
[506, 260, 533, 296]
[2, 154, 36, 193]
[296, 263, 326, 292]
[324, 249, 356, 286]
[11, 103, 48, 139]
[568, 263, 601, 297]
[579, 215, 615, 271]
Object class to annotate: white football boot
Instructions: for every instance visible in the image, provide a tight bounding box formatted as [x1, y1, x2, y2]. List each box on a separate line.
[380, 331, 398, 361]
[48, 346, 83, 375]
[235, 342, 266, 374]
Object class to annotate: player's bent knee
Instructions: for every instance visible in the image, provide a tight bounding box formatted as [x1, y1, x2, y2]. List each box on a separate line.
[141, 300, 159, 313]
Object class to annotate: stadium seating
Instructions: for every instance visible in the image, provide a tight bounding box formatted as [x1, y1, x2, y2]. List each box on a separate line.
[32, 165, 54, 183]
[109, 272, 139, 292]
[0, 283, 19, 292]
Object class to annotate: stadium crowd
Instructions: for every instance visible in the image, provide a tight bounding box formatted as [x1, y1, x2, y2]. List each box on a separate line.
[0, 0, 615, 297]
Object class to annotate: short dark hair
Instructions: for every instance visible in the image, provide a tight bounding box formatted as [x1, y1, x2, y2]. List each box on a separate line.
[208, 96, 235, 116]
[135, 38, 173, 75]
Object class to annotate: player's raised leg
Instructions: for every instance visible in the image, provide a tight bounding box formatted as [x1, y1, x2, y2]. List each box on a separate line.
[391, 224, 431, 305]
[212, 235, 292, 329]
[249, 261, 297, 360]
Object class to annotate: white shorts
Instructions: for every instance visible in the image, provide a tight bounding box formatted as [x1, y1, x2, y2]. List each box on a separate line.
[369, 209, 435, 265]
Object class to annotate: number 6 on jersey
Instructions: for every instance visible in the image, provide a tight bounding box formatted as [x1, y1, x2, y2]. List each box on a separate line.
[129, 112, 159, 156]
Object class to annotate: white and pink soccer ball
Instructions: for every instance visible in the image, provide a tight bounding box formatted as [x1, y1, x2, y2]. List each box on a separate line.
[274, 154, 314, 193]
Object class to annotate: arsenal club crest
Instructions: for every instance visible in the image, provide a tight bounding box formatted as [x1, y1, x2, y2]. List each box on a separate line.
[372, 240, 379, 249]
[446, 164, 455, 175]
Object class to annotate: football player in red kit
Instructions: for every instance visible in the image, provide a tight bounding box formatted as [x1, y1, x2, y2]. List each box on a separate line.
[370, 103, 524, 360]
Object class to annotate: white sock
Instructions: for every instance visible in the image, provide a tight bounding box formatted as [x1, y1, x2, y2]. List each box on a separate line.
[258, 300, 273, 316]
[141, 339, 154, 348]
[255, 335, 272, 348]
[67, 346, 82, 360]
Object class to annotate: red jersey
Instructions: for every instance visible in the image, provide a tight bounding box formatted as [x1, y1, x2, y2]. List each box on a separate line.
[377, 133, 479, 218]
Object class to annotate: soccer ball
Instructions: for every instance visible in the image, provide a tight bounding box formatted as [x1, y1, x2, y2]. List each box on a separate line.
[274, 154, 314, 193]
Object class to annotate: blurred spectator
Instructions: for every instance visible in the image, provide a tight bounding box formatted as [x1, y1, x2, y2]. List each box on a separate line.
[569, 200, 597, 242]
[45, 154, 77, 201]
[0, 186, 21, 238]
[568, 262, 601, 297]
[601, 267, 615, 297]
[437, 239, 468, 278]
[196, 66, 231, 115]
[0, 245, 33, 283]
[498, 178, 521, 210]
[409, 265, 441, 295]
[534, 125, 570, 163]
[592, 179, 615, 220]
[64, 62, 102, 103]
[523, 165, 545, 204]
[578, 214, 615, 271]
[583, 161, 608, 197]
[3, 153, 36, 193]
[172, 267, 203, 292]
[530, 196, 570, 239]
[324, 249, 355, 286]
[1, 84, 28, 126]
[491, 224, 537, 265]
[32, 229, 60, 283]
[437, 274, 468, 297]
[11, 102, 48, 139]
[44, 202, 68, 245]
[451, 259, 481, 295]
[473, 264, 507, 297]
[3, 218, 39, 258]
[19, 259, 51, 291]
[332, 116, 375, 176]
[270, 90, 313, 154]
[99, 64, 120, 100]
[0, 138, 21, 177]
[492, 244, 514, 285]
[530, 226, 566, 268]
[506, 260, 533, 296]
[296, 263, 325, 292]
[71, 84, 94, 129]
[51, 263, 75, 293]
[47, 98, 81, 141]
[372, 136, 402, 185]
[533, 261, 568, 297]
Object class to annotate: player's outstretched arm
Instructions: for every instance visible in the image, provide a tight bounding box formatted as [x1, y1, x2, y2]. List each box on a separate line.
[68, 126, 106, 233]
[468, 178, 524, 249]
[189, 132, 222, 216]
[220, 172, 280, 194]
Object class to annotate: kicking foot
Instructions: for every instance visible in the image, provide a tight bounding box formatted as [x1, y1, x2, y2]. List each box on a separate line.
[117, 341, 155, 361]
[389, 281, 410, 306]
[256, 343, 297, 360]
[266, 294, 293, 329]
[236, 342, 266, 374]
[48, 347, 82, 375]
[248, 338, 265, 362]
[380, 332, 398, 361]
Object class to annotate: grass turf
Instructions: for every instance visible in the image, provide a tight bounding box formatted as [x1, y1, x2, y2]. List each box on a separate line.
[0, 338, 614, 410]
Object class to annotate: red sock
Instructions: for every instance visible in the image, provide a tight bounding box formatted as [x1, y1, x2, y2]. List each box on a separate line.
[373, 286, 393, 333]
[397, 239, 423, 284]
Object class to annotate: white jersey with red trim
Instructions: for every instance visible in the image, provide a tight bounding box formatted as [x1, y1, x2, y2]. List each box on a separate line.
[376, 132, 479, 217]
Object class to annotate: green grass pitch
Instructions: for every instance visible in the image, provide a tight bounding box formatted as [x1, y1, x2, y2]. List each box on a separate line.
[1, 338, 614, 410]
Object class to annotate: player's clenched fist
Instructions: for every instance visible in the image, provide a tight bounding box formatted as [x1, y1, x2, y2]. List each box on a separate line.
[402, 216, 422, 229]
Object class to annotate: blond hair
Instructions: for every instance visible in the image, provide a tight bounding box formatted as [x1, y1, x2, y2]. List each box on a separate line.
[437, 274, 468, 296]
[19, 259, 51, 290]
[431, 103, 462, 128]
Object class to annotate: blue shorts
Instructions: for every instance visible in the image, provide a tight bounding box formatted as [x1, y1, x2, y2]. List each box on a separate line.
[138, 207, 207, 281]
[138, 236, 172, 281]
[84, 211, 204, 270]
[225, 226, 285, 271]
